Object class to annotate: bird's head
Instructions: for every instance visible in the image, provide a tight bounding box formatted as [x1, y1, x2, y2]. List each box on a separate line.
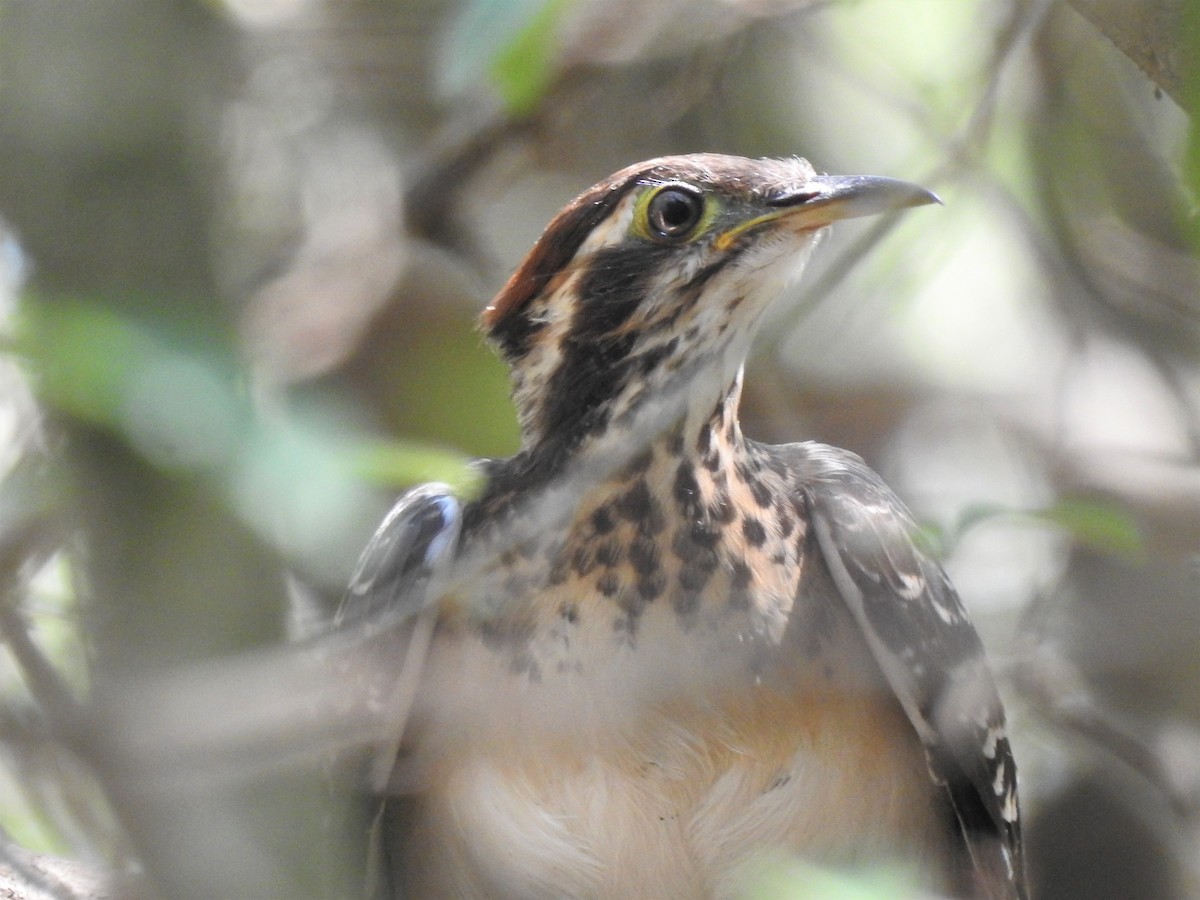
[482, 154, 937, 458]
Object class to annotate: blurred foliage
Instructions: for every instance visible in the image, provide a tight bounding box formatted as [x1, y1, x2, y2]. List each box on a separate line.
[743, 857, 923, 900]
[446, 0, 572, 115]
[1182, 0, 1200, 248]
[931, 497, 1145, 561]
[0, 0, 1195, 897]
[489, 0, 570, 115]
[17, 296, 475, 563]
[1035, 497, 1146, 560]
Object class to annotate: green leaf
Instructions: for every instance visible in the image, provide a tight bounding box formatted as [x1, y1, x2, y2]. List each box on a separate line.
[350, 439, 480, 497]
[17, 297, 245, 472]
[945, 497, 1143, 560]
[489, 0, 571, 115]
[13, 297, 476, 567]
[442, 0, 573, 115]
[18, 298, 153, 426]
[1035, 497, 1143, 559]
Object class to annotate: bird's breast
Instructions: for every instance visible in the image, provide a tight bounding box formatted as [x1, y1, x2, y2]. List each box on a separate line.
[393, 437, 948, 895]
[396, 635, 948, 898]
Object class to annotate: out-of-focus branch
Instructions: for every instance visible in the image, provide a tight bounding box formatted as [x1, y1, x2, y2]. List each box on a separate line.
[0, 471, 75, 726]
[1068, 0, 1188, 111]
[0, 834, 149, 900]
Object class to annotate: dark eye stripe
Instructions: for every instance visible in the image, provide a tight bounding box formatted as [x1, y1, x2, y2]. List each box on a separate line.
[485, 177, 643, 359]
[536, 241, 676, 443]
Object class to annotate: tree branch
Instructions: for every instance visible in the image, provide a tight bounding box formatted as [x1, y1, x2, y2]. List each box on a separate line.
[1068, 0, 1188, 112]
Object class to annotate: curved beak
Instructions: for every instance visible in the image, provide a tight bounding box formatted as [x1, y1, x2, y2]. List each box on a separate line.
[767, 174, 941, 225]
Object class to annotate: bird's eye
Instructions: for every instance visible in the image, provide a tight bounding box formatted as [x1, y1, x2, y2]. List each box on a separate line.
[646, 186, 705, 240]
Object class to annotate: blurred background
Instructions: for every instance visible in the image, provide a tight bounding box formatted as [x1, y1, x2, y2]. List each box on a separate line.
[0, 0, 1196, 897]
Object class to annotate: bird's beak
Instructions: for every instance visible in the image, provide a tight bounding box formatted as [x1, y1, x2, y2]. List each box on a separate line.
[769, 174, 941, 223]
[715, 175, 939, 250]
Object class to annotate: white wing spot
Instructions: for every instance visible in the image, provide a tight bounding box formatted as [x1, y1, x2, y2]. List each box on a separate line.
[1002, 787, 1020, 823]
[930, 596, 958, 624]
[982, 725, 999, 759]
[897, 571, 925, 600]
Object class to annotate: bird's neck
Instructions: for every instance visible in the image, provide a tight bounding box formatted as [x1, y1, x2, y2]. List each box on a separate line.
[540, 362, 747, 492]
[670, 368, 747, 467]
[466, 369, 749, 540]
[460, 365, 799, 648]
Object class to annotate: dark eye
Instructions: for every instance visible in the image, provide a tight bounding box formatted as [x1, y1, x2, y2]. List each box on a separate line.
[647, 186, 704, 239]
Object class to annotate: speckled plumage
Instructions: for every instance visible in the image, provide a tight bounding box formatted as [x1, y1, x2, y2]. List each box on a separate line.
[345, 154, 1026, 899]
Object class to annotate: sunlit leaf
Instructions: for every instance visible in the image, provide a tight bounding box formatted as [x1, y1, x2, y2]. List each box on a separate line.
[18, 299, 150, 427]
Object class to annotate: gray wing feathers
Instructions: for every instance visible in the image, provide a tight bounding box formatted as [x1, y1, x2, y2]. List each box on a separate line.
[338, 483, 462, 628]
[786, 442, 1026, 899]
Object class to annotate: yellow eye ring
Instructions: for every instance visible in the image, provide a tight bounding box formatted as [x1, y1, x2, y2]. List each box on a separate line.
[632, 183, 715, 243]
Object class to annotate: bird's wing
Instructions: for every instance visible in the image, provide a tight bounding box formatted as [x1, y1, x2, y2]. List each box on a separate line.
[333, 483, 463, 899]
[783, 442, 1026, 900]
[337, 483, 462, 630]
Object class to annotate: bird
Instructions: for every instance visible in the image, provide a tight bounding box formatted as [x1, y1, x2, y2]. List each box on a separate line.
[341, 153, 1028, 899]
